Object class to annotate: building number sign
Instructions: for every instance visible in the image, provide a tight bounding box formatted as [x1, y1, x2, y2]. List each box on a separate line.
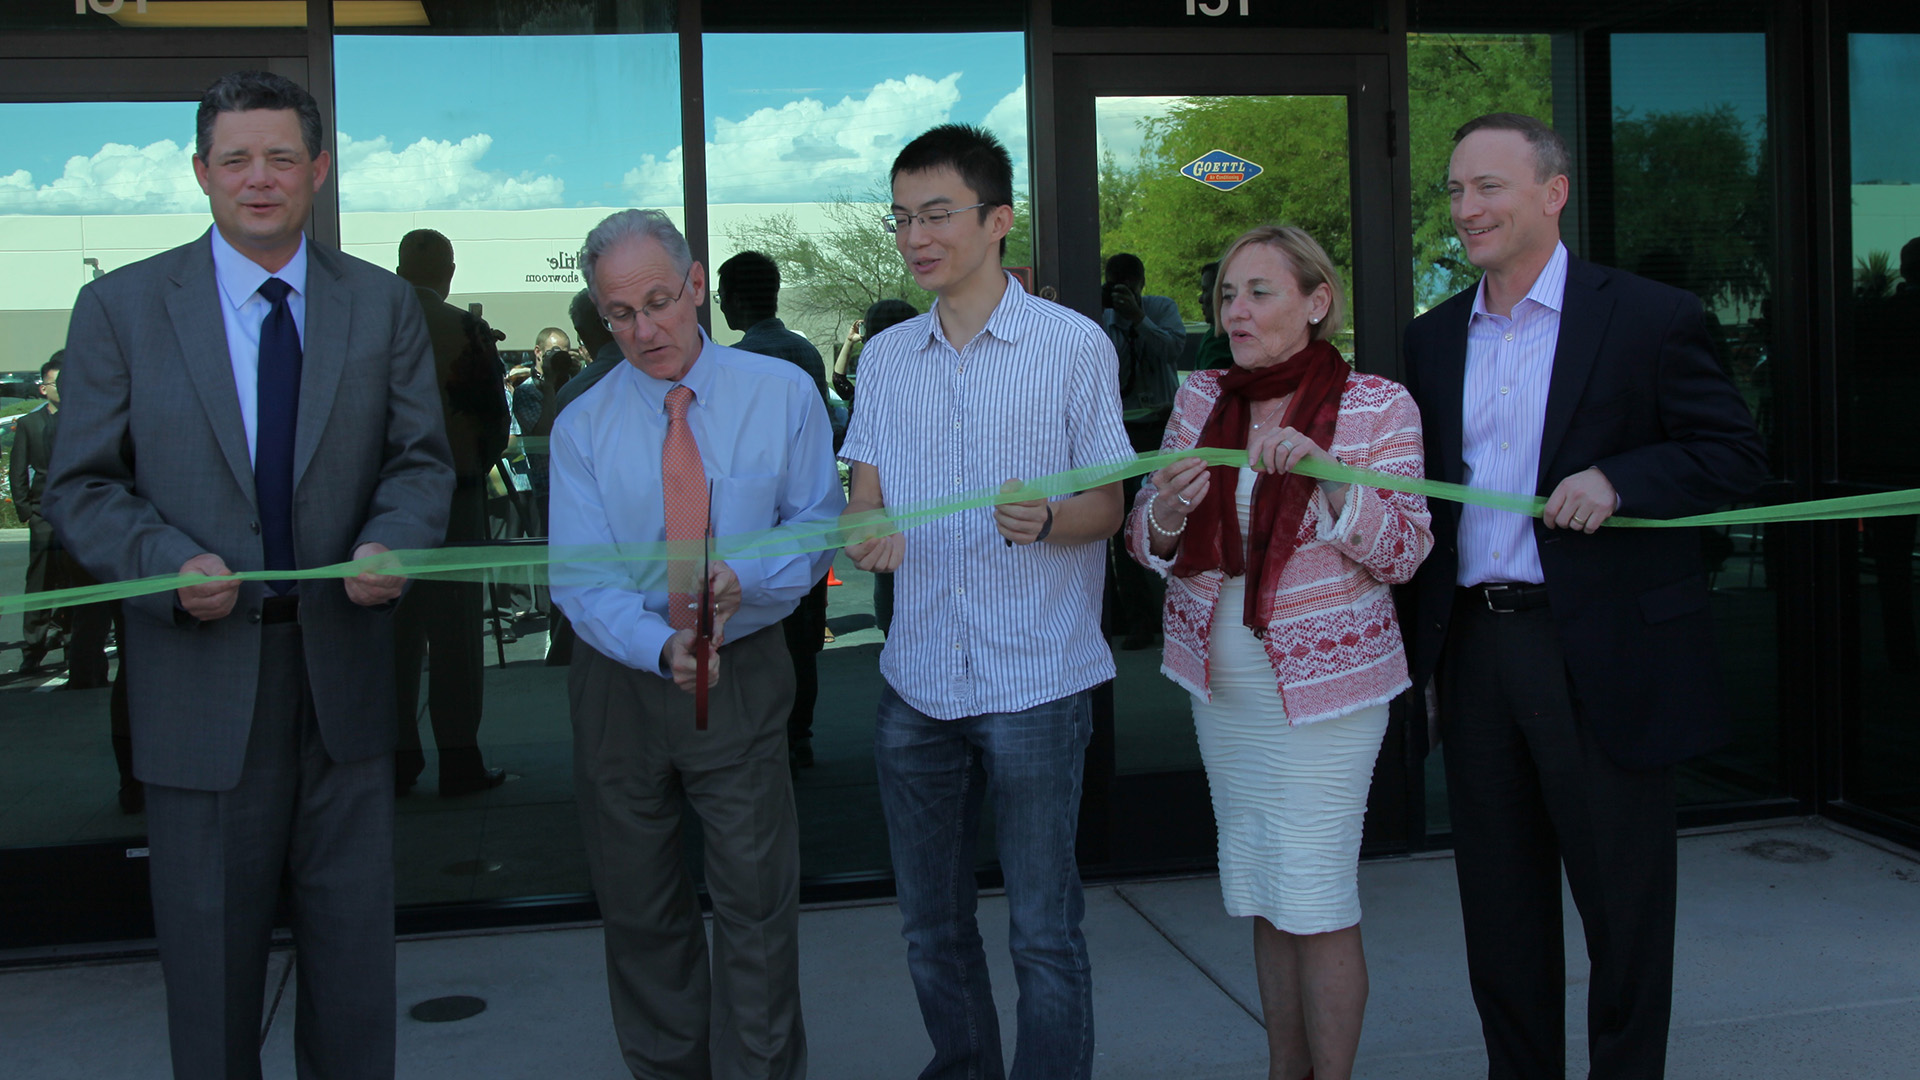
[1186, 0, 1251, 14]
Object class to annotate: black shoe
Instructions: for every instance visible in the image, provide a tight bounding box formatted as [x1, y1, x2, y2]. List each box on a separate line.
[439, 767, 508, 797]
[118, 782, 144, 815]
[16, 651, 44, 676]
[788, 738, 814, 769]
[395, 749, 425, 795]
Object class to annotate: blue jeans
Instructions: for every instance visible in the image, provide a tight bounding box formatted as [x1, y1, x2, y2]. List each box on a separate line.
[874, 684, 1095, 1080]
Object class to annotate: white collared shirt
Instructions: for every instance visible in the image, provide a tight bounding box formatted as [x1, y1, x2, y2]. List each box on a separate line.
[1456, 241, 1568, 586]
[208, 226, 308, 465]
[839, 273, 1135, 720]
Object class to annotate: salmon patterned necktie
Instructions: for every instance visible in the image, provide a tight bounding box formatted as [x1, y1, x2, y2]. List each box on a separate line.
[662, 384, 708, 631]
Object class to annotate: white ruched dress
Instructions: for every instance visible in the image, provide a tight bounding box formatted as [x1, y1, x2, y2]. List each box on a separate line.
[1190, 467, 1389, 934]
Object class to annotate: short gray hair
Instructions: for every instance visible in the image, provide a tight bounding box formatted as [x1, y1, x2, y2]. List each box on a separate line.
[579, 209, 691, 296]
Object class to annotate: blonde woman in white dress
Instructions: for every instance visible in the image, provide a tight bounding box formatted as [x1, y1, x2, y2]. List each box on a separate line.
[1125, 225, 1433, 1080]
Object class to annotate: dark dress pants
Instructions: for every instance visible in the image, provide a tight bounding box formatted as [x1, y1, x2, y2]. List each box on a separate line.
[546, 605, 577, 665]
[52, 549, 118, 688]
[1440, 592, 1677, 1080]
[781, 578, 828, 744]
[394, 578, 488, 786]
[569, 628, 806, 1080]
[145, 623, 395, 1080]
[20, 516, 60, 660]
[1109, 419, 1168, 641]
[65, 596, 118, 689]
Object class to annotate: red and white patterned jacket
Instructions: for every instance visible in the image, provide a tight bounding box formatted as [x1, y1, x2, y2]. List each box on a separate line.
[1125, 368, 1433, 725]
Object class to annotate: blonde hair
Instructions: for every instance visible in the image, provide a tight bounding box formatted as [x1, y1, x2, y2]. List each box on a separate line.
[1213, 224, 1347, 342]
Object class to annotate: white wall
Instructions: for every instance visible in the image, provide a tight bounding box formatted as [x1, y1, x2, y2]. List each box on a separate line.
[0, 202, 867, 371]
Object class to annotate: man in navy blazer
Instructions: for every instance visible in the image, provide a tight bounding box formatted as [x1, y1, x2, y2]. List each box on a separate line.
[1399, 113, 1766, 1079]
[45, 71, 451, 1079]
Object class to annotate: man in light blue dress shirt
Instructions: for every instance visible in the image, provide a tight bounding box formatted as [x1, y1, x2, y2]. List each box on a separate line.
[549, 209, 842, 1080]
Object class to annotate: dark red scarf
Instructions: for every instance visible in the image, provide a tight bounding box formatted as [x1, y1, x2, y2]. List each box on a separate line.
[1169, 339, 1349, 632]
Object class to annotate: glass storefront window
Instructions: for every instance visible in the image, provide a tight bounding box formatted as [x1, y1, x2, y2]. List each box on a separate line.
[698, 30, 1030, 881]
[1098, 93, 1351, 344]
[1404, 33, 1553, 835]
[1841, 31, 1920, 832]
[1610, 32, 1783, 809]
[1, 100, 202, 849]
[335, 30, 683, 387]
[1405, 33, 1553, 315]
[334, 10, 679, 905]
[702, 31, 1030, 348]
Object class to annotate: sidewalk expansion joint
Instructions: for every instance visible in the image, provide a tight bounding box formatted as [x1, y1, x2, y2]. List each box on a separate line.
[1109, 884, 1264, 1029]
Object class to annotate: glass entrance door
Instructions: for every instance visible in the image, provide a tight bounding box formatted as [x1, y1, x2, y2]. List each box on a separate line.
[1049, 52, 1415, 868]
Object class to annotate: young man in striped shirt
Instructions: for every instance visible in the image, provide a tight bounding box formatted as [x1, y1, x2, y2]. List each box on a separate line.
[839, 124, 1134, 1080]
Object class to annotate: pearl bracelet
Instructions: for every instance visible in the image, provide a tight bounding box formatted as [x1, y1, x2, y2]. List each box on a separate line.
[1146, 491, 1187, 538]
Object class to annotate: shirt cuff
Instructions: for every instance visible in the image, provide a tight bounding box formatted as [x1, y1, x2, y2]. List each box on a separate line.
[637, 618, 678, 679]
[1313, 482, 1362, 544]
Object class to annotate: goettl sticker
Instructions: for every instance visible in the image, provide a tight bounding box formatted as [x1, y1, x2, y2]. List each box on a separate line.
[1181, 149, 1264, 192]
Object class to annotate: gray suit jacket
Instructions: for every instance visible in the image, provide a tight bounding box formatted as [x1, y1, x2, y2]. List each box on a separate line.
[45, 230, 454, 791]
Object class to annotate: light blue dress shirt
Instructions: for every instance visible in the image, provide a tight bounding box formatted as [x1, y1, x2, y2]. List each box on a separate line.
[548, 332, 845, 677]
[208, 226, 307, 465]
[1457, 241, 1568, 586]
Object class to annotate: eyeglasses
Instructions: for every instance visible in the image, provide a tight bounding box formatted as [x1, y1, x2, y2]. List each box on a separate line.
[601, 265, 695, 332]
[879, 203, 988, 235]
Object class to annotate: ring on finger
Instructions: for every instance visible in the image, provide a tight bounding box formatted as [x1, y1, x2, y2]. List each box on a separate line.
[1280, 439, 1295, 451]
[1176, 494, 1191, 506]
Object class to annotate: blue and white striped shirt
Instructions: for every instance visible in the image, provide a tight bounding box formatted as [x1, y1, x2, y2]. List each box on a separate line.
[840, 273, 1135, 720]
[1457, 241, 1568, 586]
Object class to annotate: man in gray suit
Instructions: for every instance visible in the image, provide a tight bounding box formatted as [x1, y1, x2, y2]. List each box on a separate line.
[45, 70, 452, 1080]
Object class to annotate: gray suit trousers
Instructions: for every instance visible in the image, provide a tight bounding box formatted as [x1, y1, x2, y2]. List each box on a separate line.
[570, 627, 806, 1080]
[145, 623, 396, 1080]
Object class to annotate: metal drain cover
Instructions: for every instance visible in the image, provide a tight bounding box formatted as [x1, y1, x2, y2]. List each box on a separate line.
[1739, 839, 1832, 864]
[410, 995, 487, 1023]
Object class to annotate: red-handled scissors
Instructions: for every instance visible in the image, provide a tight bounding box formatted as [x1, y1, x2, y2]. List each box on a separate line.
[694, 483, 714, 730]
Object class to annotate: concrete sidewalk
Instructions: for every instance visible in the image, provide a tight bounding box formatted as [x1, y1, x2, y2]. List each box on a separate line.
[4, 819, 1917, 1078]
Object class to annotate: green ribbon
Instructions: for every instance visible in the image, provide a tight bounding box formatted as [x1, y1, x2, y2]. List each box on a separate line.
[5, 448, 1913, 616]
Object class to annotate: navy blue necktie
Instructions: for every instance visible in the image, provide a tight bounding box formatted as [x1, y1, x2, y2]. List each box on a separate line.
[255, 277, 301, 595]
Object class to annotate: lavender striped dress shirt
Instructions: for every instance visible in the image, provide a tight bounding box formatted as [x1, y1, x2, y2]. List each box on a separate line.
[1456, 242, 1569, 587]
[839, 273, 1135, 720]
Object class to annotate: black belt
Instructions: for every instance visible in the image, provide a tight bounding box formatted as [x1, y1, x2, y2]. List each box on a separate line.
[1460, 582, 1550, 614]
[261, 595, 300, 624]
